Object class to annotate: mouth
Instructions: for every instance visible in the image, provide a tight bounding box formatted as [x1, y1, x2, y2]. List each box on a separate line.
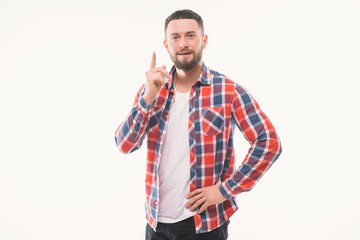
[177, 51, 193, 56]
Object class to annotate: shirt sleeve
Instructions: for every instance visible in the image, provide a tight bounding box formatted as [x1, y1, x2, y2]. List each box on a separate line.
[114, 84, 155, 154]
[219, 83, 282, 199]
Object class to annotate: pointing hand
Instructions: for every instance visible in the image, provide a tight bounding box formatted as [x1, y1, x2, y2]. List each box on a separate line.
[143, 52, 170, 105]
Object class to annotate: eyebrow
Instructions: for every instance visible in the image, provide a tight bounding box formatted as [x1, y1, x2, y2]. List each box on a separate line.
[170, 31, 197, 36]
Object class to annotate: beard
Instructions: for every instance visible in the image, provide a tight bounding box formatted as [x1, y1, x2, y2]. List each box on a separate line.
[170, 48, 203, 71]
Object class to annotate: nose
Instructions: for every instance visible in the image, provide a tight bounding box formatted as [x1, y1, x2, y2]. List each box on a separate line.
[179, 37, 188, 49]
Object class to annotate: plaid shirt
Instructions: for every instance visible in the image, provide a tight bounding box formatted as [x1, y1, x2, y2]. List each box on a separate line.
[115, 63, 282, 234]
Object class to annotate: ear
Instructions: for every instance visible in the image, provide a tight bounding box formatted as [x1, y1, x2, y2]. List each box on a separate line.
[163, 39, 169, 53]
[202, 34, 208, 50]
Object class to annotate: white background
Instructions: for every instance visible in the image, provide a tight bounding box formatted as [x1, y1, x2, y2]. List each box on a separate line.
[1, 0, 359, 239]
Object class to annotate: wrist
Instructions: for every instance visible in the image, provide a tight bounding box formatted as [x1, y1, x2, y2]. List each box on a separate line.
[142, 93, 156, 106]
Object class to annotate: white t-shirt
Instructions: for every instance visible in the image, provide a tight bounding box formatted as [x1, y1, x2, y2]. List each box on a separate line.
[158, 89, 194, 223]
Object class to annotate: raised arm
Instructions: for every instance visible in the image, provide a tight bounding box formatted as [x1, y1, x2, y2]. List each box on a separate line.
[114, 52, 170, 154]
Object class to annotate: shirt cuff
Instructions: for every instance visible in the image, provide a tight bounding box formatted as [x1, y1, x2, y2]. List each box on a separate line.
[219, 180, 237, 199]
[137, 95, 155, 114]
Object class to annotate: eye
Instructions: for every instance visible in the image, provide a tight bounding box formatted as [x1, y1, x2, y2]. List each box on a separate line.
[171, 36, 179, 40]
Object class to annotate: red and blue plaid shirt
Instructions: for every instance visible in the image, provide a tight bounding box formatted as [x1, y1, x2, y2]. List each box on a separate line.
[115, 63, 282, 234]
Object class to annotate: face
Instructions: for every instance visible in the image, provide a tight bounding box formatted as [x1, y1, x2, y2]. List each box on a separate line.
[164, 19, 208, 71]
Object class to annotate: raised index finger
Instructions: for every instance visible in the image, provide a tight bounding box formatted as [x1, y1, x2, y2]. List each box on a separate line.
[150, 52, 156, 70]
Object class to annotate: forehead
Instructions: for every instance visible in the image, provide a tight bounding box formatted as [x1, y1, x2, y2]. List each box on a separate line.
[165, 19, 201, 36]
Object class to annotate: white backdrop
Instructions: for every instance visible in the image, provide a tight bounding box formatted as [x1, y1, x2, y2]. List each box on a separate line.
[1, 0, 359, 239]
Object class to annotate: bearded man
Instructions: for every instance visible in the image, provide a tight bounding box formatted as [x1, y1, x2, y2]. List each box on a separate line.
[115, 9, 282, 240]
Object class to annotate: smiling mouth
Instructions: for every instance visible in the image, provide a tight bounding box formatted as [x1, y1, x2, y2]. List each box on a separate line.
[177, 52, 192, 56]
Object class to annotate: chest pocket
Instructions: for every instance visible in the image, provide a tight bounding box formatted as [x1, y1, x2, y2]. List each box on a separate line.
[201, 106, 225, 136]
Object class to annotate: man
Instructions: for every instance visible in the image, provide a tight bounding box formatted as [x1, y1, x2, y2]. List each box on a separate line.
[115, 9, 282, 240]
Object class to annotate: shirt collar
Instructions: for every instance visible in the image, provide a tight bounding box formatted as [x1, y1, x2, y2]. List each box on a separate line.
[165, 62, 212, 89]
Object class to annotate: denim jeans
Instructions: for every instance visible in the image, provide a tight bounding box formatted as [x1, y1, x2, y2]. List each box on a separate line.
[145, 216, 229, 240]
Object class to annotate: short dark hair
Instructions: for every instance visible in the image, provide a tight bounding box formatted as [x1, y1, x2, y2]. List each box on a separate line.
[165, 9, 204, 35]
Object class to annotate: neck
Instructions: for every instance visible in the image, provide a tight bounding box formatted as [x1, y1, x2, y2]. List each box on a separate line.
[174, 61, 203, 90]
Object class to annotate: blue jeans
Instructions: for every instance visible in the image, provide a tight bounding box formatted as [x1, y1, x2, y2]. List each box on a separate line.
[145, 216, 229, 240]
